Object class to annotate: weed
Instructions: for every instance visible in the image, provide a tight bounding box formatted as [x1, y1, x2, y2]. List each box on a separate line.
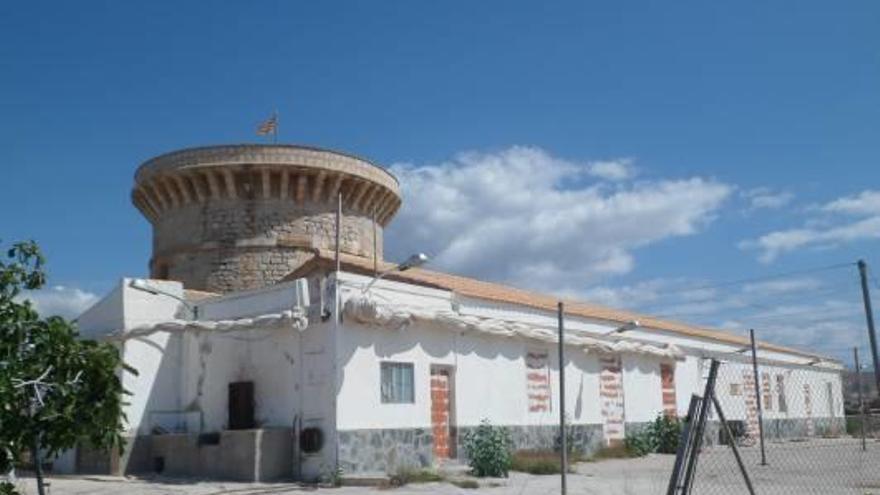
[389, 467, 445, 486]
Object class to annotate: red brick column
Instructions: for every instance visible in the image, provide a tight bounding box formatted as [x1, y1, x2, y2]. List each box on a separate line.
[803, 383, 814, 436]
[600, 355, 625, 445]
[431, 372, 451, 459]
[660, 363, 677, 417]
[742, 369, 760, 445]
[762, 372, 772, 411]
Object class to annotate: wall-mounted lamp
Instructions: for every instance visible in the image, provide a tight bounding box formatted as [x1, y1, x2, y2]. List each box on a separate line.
[605, 320, 640, 335]
[362, 253, 429, 293]
[129, 278, 199, 320]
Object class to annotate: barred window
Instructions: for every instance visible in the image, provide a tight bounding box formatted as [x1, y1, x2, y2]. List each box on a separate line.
[381, 362, 414, 404]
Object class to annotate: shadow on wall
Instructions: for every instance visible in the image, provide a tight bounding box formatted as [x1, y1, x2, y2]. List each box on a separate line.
[77, 325, 305, 480]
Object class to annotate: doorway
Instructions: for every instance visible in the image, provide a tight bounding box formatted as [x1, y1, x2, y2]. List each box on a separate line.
[430, 365, 455, 460]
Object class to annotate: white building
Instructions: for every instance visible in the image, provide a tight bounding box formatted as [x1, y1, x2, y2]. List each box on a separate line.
[56, 144, 844, 480]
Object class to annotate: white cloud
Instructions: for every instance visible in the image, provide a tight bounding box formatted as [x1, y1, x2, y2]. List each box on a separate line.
[741, 277, 823, 295]
[586, 274, 865, 362]
[587, 158, 636, 181]
[742, 187, 794, 211]
[822, 190, 880, 215]
[741, 189, 880, 263]
[385, 146, 731, 294]
[17, 285, 99, 320]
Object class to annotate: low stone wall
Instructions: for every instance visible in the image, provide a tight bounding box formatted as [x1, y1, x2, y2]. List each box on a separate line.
[701, 417, 847, 446]
[337, 428, 434, 474]
[337, 423, 604, 474]
[484, 424, 605, 456]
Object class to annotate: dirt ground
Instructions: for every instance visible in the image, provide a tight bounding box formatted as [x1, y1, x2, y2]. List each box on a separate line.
[10, 438, 880, 495]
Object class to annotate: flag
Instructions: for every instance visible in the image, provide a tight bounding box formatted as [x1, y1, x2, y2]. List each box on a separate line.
[257, 113, 278, 136]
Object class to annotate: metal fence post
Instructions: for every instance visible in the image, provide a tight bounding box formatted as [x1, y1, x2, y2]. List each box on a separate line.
[711, 394, 756, 495]
[681, 359, 720, 493]
[557, 301, 567, 495]
[749, 329, 767, 465]
[855, 347, 867, 451]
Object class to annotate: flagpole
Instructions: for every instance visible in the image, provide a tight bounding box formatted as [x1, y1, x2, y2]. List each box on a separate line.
[273, 110, 278, 144]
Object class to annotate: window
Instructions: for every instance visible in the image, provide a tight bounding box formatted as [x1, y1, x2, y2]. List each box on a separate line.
[777, 375, 788, 413]
[826, 382, 834, 417]
[381, 362, 414, 403]
[730, 383, 741, 396]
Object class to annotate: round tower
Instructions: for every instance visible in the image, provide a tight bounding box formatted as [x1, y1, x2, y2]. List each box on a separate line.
[131, 144, 401, 293]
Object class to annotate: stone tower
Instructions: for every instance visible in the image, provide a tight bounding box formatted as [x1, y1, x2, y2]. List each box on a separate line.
[131, 144, 401, 293]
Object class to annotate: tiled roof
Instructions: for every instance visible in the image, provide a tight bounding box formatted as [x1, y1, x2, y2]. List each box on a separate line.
[283, 251, 837, 362]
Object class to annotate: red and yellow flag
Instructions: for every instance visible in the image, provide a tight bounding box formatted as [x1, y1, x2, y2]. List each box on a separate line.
[257, 112, 278, 136]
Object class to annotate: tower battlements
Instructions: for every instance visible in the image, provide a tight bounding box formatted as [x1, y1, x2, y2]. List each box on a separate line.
[132, 144, 401, 293]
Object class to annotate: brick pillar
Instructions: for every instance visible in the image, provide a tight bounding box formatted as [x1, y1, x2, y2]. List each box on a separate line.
[762, 372, 772, 411]
[660, 363, 677, 417]
[742, 369, 760, 445]
[600, 355, 625, 445]
[431, 371, 451, 459]
[803, 383, 814, 437]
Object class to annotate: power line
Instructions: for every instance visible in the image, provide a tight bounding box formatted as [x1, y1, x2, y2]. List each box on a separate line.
[654, 301, 863, 324]
[638, 279, 862, 320]
[622, 261, 855, 298]
[621, 263, 857, 313]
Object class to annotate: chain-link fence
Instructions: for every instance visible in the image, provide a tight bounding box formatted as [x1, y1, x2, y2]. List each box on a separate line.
[672, 358, 880, 494]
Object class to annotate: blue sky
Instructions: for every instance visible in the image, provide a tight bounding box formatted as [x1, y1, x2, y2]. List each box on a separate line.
[2, 1, 879, 361]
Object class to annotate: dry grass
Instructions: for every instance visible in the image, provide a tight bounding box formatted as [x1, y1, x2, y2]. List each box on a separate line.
[389, 467, 446, 486]
[585, 444, 641, 461]
[510, 450, 583, 475]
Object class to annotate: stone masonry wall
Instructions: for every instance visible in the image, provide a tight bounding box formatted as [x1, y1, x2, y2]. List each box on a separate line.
[151, 200, 380, 292]
[337, 423, 605, 474]
[134, 144, 400, 293]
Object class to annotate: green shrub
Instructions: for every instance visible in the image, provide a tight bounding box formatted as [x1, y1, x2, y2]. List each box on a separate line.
[652, 414, 682, 453]
[623, 413, 683, 457]
[624, 432, 654, 457]
[463, 419, 513, 477]
[0, 482, 18, 495]
[846, 416, 864, 436]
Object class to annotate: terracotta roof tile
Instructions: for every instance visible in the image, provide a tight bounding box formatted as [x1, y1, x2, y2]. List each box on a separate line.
[282, 251, 837, 362]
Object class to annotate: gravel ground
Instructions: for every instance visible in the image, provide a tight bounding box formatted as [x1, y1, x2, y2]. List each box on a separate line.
[9, 438, 880, 495]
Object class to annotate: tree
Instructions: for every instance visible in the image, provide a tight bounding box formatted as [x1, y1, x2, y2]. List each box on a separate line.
[0, 241, 133, 495]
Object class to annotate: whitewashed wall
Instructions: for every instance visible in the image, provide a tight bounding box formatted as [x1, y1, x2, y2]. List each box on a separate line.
[712, 359, 845, 422]
[335, 272, 844, 435]
[336, 274, 657, 431]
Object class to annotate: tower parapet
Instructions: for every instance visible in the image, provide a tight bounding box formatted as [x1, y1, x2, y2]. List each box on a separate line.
[132, 144, 401, 293]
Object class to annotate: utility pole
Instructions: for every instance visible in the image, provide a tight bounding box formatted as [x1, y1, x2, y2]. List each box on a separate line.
[857, 260, 880, 395]
[557, 302, 567, 495]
